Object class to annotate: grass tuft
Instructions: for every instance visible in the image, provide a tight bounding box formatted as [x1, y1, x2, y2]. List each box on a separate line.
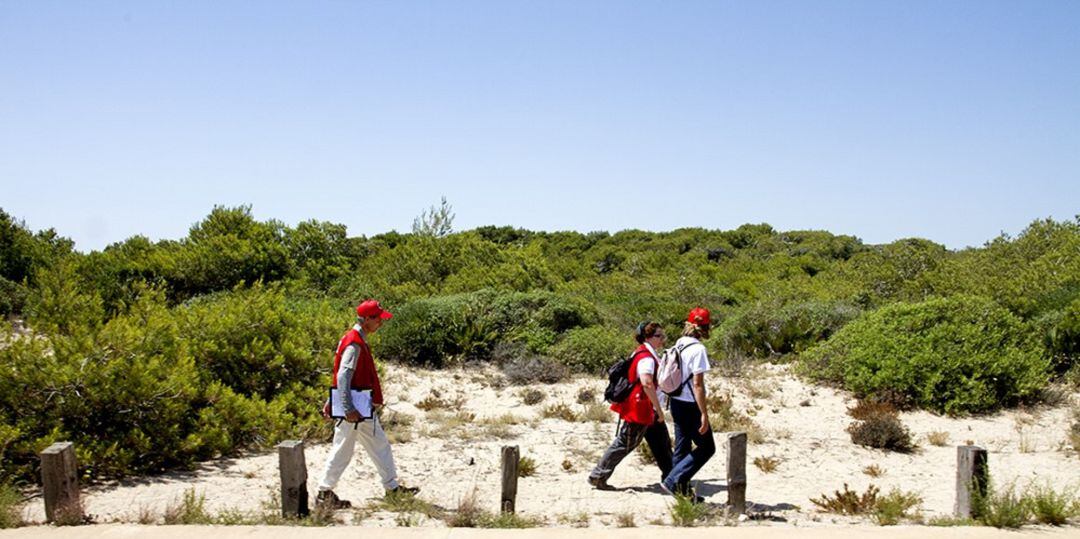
[753, 455, 780, 473]
[0, 484, 24, 529]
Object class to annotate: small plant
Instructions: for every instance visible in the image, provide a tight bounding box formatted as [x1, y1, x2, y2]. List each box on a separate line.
[581, 402, 612, 423]
[541, 403, 579, 422]
[520, 388, 545, 406]
[753, 456, 780, 473]
[379, 489, 443, 519]
[561, 459, 574, 472]
[847, 412, 914, 453]
[482, 511, 545, 528]
[637, 441, 656, 465]
[576, 387, 596, 404]
[501, 354, 569, 385]
[163, 489, 212, 525]
[557, 511, 589, 527]
[416, 391, 465, 412]
[926, 431, 949, 447]
[615, 512, 636, 527]
[1026, 482, 1077, 526]
[873, 488, 922, 525]
[862, 464, 885, 478]
[518, 456, 538, 478]
[670, 493, 710, 527]
[976, 482, 1031, 529]
[810, 483, 880, 515]
[446, 490, 485, 528]
[0, 484, 24, 529]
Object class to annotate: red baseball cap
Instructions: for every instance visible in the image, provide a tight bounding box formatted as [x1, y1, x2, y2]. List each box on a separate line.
[356, 300, 393, 320]
[687, 307, 711, 326]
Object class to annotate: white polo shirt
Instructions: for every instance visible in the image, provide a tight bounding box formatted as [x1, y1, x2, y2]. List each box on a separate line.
[670, 336, 710, 403]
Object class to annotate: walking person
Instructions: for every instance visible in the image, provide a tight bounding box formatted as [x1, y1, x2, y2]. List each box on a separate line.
[661, 307, 715, 501]
[316, 300, 418, 508]
[588, 322, 674, 490]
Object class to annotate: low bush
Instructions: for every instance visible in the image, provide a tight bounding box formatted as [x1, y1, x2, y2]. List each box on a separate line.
[669, 493, 711, 527]
[753, 456, 780, 473]
[0, 484, 23, 529]
[1069, 408, 1080, 455]
[873, 489, 922, 525]
[810, 483, 880, 515]
[802, 296, 1050, 414]
[721, 300, 860, 358]
[975, 482, 1030, 529]
[1026, 483, 1077, 526]
[499, 351, 568, 385]
[517, 456, 537, 478]
[847, 412, 915, 453]
[550, 326, 627, 374]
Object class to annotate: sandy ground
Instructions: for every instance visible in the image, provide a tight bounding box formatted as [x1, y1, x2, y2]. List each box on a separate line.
[3, 525, 1080, 539]
[16, 363, 1080, 528]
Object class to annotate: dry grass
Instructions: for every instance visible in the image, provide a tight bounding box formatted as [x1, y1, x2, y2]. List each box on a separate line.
[416, 389, 466, 411]
[556, 511, 589, 527]
[863, 464, 885, 478]
[581, 402, 613, 423]
[753, 455, 780, 473]
[707, 392, 766, 442]
[615, 511, 636, 527]
[576, 387, 597, 404]
[810, 483, 880, 515]
[541, 403, 580, 422]
[926, 431, 950, 447]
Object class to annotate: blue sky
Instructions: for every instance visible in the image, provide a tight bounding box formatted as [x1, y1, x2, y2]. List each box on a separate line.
[1, 1, 1077, 251]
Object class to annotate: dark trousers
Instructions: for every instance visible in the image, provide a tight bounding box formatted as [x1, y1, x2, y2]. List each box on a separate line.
[664, 397, 716, 494]
[590, 419, 673, 483]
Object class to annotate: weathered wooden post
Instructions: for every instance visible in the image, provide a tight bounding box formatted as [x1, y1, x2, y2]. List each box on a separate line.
[277, 440, 309, 518]
[727, 432, 747, 514]
[40, 442, 80, 523]
[955, 445, 988, 519]
[500, 445, 519, 514]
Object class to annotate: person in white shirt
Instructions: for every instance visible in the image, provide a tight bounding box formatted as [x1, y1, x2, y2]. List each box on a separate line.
[588, 322, 673, 490]
[661, 307, 715, 501]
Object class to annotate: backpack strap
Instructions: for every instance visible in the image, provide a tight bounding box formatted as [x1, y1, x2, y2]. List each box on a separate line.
[672, 342, 705, 395]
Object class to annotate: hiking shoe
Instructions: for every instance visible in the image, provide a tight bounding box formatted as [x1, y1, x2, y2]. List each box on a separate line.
[388, 485, 420, 496]
[316, 490, 352, 509]
[588, 476, 616, 491]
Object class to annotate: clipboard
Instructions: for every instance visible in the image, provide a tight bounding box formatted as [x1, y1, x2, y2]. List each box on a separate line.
[328, 387, 374, 420]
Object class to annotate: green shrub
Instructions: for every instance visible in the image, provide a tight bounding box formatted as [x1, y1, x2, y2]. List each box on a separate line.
[873, 488, 922, 525]
[1026, 483, 1076, 526]
[721, 300, 860, 358]
[0, 483, 23, 529]
[802, 296, 1050, 414]
[975, 482, 1031, 529]
[550, 326, 627, 374]
[669, 493, 710, 527]
[1040, 298, 1080, 376]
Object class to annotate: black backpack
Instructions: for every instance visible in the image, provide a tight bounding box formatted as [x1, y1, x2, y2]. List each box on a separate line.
[603, 350, 646, 403]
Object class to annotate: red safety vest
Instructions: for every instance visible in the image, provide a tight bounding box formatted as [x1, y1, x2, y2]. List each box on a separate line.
[609, 345, 656, 425]
[331, 328, 384, 405]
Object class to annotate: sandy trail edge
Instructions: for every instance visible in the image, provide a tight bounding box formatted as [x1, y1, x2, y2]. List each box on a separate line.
[2, 525, 1079, 539]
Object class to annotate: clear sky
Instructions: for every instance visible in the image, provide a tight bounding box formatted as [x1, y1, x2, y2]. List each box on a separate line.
[1, 1, 1078, 252]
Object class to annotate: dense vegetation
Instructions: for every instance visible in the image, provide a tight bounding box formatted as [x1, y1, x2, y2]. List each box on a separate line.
[1, 205, 1077, 483]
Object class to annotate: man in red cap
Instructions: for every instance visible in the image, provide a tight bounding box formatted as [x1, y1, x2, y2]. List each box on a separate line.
[316, 300, 418, 509]
[661, 306, 715, 501]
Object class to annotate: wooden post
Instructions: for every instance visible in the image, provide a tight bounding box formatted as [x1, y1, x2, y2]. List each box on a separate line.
[727, 432, 747, 514]
[955, 445, 988, 519]
[40, 442, 80, 523]
[500, 445, 519, 514]
[277, 440, 309, 518]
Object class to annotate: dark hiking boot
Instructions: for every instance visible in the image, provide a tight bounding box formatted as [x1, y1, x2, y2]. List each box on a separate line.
[388, 485, 420, 496]
[316, 490, 352, 509]
[588, 476, 616, 491]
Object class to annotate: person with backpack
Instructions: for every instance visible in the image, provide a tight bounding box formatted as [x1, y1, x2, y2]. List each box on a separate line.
[660, 307, 715, 501]
[588, 322, 673, 490]
[315, 300, 419, 509]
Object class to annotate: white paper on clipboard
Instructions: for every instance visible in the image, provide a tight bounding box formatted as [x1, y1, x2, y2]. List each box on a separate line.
[329, 388, 374, 419]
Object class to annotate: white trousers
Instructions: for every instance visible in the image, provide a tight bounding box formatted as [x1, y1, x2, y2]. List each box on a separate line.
[318, 417, 399, 491]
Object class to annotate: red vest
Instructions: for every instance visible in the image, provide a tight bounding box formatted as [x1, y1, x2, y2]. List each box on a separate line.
[610, 345, 656, 425]
[331, 328, 384, 405]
